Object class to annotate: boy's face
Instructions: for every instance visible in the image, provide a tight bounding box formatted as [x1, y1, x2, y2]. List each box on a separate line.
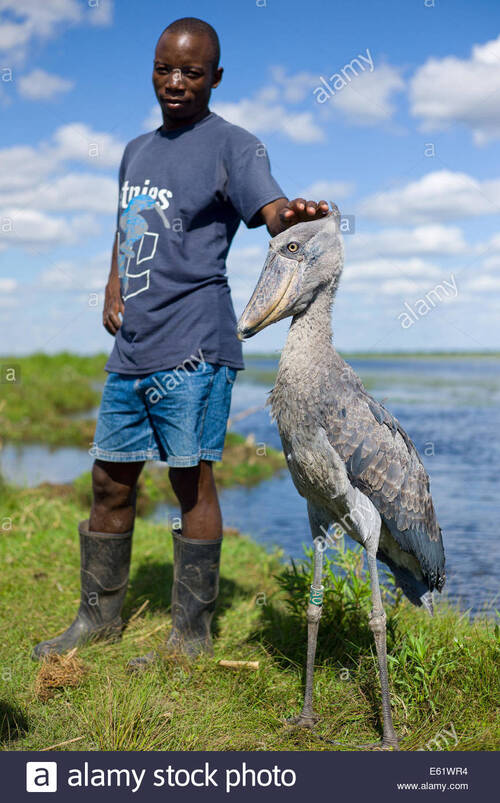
[153, 31, 222, 123]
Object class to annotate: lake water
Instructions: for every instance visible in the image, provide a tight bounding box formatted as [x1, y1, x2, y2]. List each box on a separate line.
[2, 356, 499, 616]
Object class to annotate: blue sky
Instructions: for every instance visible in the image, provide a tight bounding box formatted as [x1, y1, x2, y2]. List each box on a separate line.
[1, 0, 500, 356]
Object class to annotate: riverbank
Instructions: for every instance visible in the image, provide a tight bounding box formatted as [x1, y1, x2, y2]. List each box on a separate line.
[0, 478, 497, 752]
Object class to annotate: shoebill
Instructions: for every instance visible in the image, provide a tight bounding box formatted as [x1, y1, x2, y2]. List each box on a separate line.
[236, 209, 445, 750]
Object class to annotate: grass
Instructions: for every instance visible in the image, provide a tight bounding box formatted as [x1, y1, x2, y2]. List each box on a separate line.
[0, 479, 498, 752]
[0, 352, 105, 447]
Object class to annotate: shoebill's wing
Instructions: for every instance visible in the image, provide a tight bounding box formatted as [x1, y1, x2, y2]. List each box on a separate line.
[319, 359, 445, 592]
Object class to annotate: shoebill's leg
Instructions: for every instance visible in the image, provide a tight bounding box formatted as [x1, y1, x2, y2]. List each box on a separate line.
[348, 486, 399, 749]
[365, 551, 399, 749]
[288, 501, 330, 728]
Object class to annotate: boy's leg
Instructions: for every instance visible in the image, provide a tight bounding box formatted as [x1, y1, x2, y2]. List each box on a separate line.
[168, 460, 222, 540]
[90, 459, 144, 533]
[32, 460, 144, 659]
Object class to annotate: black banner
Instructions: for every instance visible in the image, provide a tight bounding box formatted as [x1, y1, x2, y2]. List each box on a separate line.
[3, 750, 495, 801]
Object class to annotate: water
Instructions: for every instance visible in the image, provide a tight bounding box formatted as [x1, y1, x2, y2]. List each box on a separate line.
[2, 356, 499, 615]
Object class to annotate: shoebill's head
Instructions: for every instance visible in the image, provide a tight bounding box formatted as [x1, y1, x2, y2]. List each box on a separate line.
[237, 207, 344, 340]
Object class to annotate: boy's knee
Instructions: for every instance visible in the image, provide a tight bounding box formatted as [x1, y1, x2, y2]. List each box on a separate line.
[92, 460, 138, 509]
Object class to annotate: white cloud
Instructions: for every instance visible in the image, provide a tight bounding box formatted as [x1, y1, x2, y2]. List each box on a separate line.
[0, 173, 117, 214]
[0, 124, 124, 194]
[0, 144, 57, 190]
[18, 68, 74, 100]
[269, 66, 319, 104]
[0, 124, 123, 244]
[300, 180, 354, 200]
[52, 123, 124, 167]
[378, 279, 429, 296]
[0, 208, 97, 247]
[481, 254, 500, 271]
[360, 170, 500, 223]
[328, 64, 405, 125]
[226, 245, 266, 308]
[345, 257, 440, 282]
[464, 275, 500, 292]
[39, 250, 109, 290]
[347, 224, 467, 259]
[0, 277, 17, 292]
[410, 33, 500, 144]
[0, 0, 113, 62]
[212, 91, 325, 143]
[143, 104, 161, 131]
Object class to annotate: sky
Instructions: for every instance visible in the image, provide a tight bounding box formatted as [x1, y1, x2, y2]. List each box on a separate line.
[1, 0, 500, 356]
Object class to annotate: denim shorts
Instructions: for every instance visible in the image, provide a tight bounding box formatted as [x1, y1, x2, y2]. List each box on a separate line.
[91, 362, 237, 467]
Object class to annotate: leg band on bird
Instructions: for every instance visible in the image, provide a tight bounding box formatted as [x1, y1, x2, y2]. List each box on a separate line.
[289, 537, 324, 728]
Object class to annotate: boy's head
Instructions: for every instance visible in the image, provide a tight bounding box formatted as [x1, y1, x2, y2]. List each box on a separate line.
[153, 17, 222, 124]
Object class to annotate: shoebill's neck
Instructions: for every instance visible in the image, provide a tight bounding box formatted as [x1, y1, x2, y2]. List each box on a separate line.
[277, 282, 337, 385]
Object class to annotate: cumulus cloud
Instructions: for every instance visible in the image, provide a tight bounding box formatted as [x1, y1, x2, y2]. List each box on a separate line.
[326, 64, 405, 125]
[0, 0, 113, 62]
[38, 250, 110, 291]
[410, 33, 500, 144]
[347, 224, 467, 260]
[18, 68, 74, 100]
[226, 245, 266, 309]
[0, 208, 97, 247]
[212, 90, 325, 143]
[344, 257, 441, 282]
[300, 180, 354, 200]
[0, 123, 124, 193]
[0, 277, 17, 292]
[269, 66, 319, 104]
[360, 170, 500, 223]
[0, 173, 117, 214]
[0, 124, 123, 247]
[464, 275, 500, 292]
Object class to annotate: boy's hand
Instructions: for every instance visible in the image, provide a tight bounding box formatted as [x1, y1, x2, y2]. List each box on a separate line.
[279, 198, 330, 229]
[103, 274, 124, 336]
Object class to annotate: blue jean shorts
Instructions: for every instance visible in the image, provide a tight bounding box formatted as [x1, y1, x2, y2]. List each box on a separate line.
[91, 362, 237, 467]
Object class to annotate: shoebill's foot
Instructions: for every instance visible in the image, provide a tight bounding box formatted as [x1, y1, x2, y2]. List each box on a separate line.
[286, 712, 319, 729]
[351, 736, 400, 750]
[127, 650, 156, 672]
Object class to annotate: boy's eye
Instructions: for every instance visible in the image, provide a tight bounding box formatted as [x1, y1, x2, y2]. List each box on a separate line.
[287, 242, 299, 253]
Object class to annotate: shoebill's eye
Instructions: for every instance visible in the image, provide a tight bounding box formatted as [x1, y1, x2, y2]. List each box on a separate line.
[287, 242, 300, 253]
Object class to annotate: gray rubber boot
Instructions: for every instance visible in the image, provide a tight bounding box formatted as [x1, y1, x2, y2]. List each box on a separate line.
[128, 528, 222, 671]
[32, 519, 133, 660]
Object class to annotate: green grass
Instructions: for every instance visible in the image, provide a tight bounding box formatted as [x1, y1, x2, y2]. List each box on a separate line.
[0, 480, 497, 752]
[0, 352, 106, 447]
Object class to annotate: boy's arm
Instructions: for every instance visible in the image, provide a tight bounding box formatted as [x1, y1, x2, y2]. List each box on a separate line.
[102, 233, 124, 336]
[259, 197, 330, 236]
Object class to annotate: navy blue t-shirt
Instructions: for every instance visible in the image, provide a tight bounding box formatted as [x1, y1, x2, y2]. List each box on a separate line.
[105, 111, 285, 375]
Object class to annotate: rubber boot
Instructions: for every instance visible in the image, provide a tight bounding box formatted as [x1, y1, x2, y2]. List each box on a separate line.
[128, 528, 222, 671]
[32, 519, 133, 660]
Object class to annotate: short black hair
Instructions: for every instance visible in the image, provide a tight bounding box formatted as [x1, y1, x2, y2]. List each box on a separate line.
[159, 17, 220, 71]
